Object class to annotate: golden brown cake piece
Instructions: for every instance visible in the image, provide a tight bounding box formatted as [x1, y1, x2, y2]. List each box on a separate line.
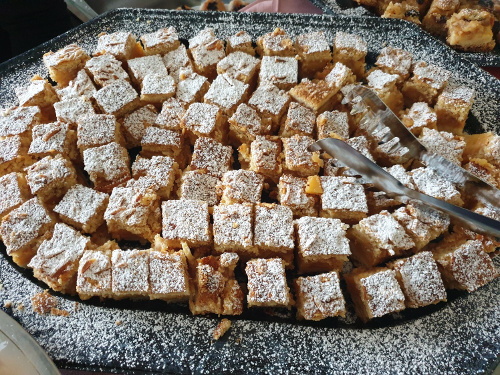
[259, 55, 298, 91]
[434, 85, 475, 134]
[181, 103, 225, 144]
[382, 1, 421, 24]
[0, 105, 41, 139]
[463, 132, 500, 166]
[392, 203, 450, 250]
[54, 184, 109, 234]
[375, 46, 414, 85]
[149, 247, 190, 302]
[140, 27, 180, 56]
[104, 186, 161, 243]
[93, 79, 141, 118]
[77, 114, 125, 153]
[163, 44, 194, 83]
[76, 245, 114, 300]
[316, 110, 350, 140]
[333, 32, 367, 80]
[54, 97, 96, 126]
[366, 69, 404, 114]
[447, 8, 495, 52]
[323, 62, 357, 91]
[320, 176, 368, 224]
[28, 223, 92, 295]
[140, 72, 176, 104]
[433, 239, 498, 292]
[294, 271, 346, 321]
[422, 0, 460, 36]
[140, 127, 184, 159]
[228, 104, 272, 145]
[401, 102, 437, 136]
[15, 76, 58, 110]
[83, 142, 131, 193]
[120, 105, 158, 149]
[345, 267, 406, 322]
[178, 170, 220, 206]
[130, 155, 178, 199]
[111, 249, 150, 299]
[280, 102, 316, 138]
[0, 172, 31, 219]
[204, 73, 250, 116]
[0, 135, 35, 176]
[463, 158, 499, 188]
[190, 137, 233, 178]
[84, 53, 130, 88]
[418, 128, 465, 165]
[127, 54, 168, 87]
[25, 154, 77, 202]
[410, 167, 463, 206]
[0, 197, 55, 267]
[29, 122, 78, 161]
[218, 170, 264, 204]
[226, 30, 255, 56]
[217, 51, 260, 85]
[43, 44, 90, 87]
[246, 257, 293, 308]
[402, 61, 451, 106]
[288, 79, 339, 114]
[366, 191, 402, 215]
[295, 31, 332, 79]
[282, 135, 322, 177]
[248, 83, 290, 130]
[294, 216, 351, 274]
[155, 98, 185, 131]
[188, 28, 226, 80]
[94, 31, 138, 62]
[161, 200, 211, 248]
[348, 210, 415, 267]
[243, 136, 282, 182]
[387, 251, 447, 308]
[256, 28, 296, 57]
[176, 69, 211, 108]
[278, 174, 318, 218]
[189, 252, 244, 316]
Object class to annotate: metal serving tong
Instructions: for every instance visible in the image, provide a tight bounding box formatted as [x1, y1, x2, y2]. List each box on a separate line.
[308, 85, 500, 238]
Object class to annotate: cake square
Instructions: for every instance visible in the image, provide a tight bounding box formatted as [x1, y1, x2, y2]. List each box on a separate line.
[446, 9, 495, 52]
[227, 30, 255, 56]
[248, 83, 290, 130]
[161, 200, 211, 248]
[0, 197, 55, 267]
[228, 103, 272, 145]
[93, 79, 140, 118]
[188, 28, 226, 80]
[28, 223, 91, 294]
[140, 73, 176, 104]
[175, 70, 210, 107]
[434, 85, 475, 134]
[280, 102, 315, 138]
[149, 249, 190, 302]
[219, 170, 264, 204]
[333, 32, 368, 80]
[54, 184, 109, 233]
[347, 210, 415, 267]
[131, 155, 178, 199]
[204, 73, 249, 116]
[77, 113, 125, 152]
[402, 61, 451, 106]
[0, 172, 31, 219]
[345, 136, 374, 161]
[15, 77, 58, 109]
[247, 136, 282, 181]
[111, 249, 150, 298]
[463, 158, 499, 188]
[155, 98, 185, 131]
[25, 154, 77, 202]
[366, 191, 402, 216]
[282, 135, 322, 177]
[189, 252, 244, 315]
[316, 110, 350, 140]
[387, 251, 447, 308]
[178, 170, 220, 206]
[401, 102, 437, 136]
[190, 137, 233, 178]
[140, 127, 184, 159]
[29, 122, 78, 161]
[295, 31, 332, 79]
[120, 104, 158, 149]
[76, 248, 113, 300]
[127, 54, 168, 86]
[418, 128, 465, 165]
[324, 62, 357, 90]
[288, 79, 339, 114]
[259, 55, 298, 91]
[410, 167, 463, 206]
[463, 132, 500, 166]
[0, 135, 34, 176]
[256, 28, 296, 57]
[294, 216, 351, 274]
[294, 272, 346, 321]
[163, 44, 193, 83]
[85, 53, 130, 87]
[83, 142, 131, 193]
[366, 69, 404, 114]
[278, 174, 317, 217]
[140, 27, 180, 56]
[246, 258, 292, 308]
[95, 31, 137, 62]
[182, 103, 225, 144]
[0, 106, 41, 138]
[374, 46, 413, 84]
[217, 51, 260, 85]
[422, 0, 460, 36]
[54, 97, 96, 125]
[213, 203, 255, 256]
[43, 43, 90, 86]
[344, 267, 406, 322]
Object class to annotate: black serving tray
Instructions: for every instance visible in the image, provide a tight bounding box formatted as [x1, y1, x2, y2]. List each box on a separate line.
[0, 8, 499, 375]
[310, 0, 500, 67]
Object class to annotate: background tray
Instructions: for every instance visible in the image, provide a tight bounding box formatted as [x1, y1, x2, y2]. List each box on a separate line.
[0, 8, 499, 375]
[309, 0, 500, 67]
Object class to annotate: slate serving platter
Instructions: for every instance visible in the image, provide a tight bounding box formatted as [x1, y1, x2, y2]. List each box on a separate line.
[0, 8, 499, 375]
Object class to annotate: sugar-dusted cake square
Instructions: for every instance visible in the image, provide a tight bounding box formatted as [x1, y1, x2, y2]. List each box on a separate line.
[155, 98, 185, 131]
[323, 62, 357, 90]
[227, 30, 255, 56]
[15, 76, 58, 109]
[347, 210, 415, 267]
[256, 28, 295, 57]
[43, 43, 90, 86]
[54, 96, 96, 126]
[282, 135, 322, 177]
[243, 136, 282, 182]
[175, 69, 210, 106]
[181, 103, 225, 144]
[111, 249, 150, 299]
[77, 113, 125, 153]
[120, 104, 158, 149]
[140, 73, 176, 104]
[213, 203, 256, 256]
[366, 69, 404, 114]
[248, 83, 290, 130]
[410, 167, 463, 206]
[254, 204, 294, 261]
[149, 247, 190, 302]
[163, 44, 193, 83]
[54, 184, 109, 233]
[55, 68, 97, 101]
[401, 61, 451, 106]
[294, 271, 346, 321]
[278, 174, 318, 217]
[76, 245, 114, 300]
[83, 142, 131, 193]
[434, 85, 475, 135]
[0, 172, 31, 219]
[188, 28, 226, 80]
[140, 127, 184, 159]
[218, 170, 264, 205]
[178, 170, 220, 206]
[217, 51, 260, 86]
[189, 252, 244, 315]
[0, 197, 55, 267]
[387, 251, 447, 308]
[94, 31, 137, 62]
[190, 137, 233, 178]
[140, 27, 180, 56]
[316, 110, 350, 140]
[0, 135, 34, 176]
[28, 223, 92, 294]
[463, 132, 500, 166]
[333, 32, 367, 80]
[93, 79, 140, 118]
[228, 103, 272, 145]
[418, 128, 465, 165]
[280, 102, 315, 138]
[374, 46, 413, 85]
[0, 105, 41, 139]
[446, 8, 495, 52]
[246, 257, 292, 308]
[131, 155, 178, 199]
[127, 54, 168, 87]
[204, 73, 250, 116]
[259, 55, 298, 91]
[288, 79, 339, 114]
[345, 267, 406, 322]
[401, 102, 437, 136]
[161, 199, 211, 248]
[295, 31, 332, 79]
[29, 122, 78, 161]
[85, 53, 130, 88]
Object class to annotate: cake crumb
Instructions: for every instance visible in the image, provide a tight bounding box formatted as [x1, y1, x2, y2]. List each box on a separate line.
[32, 290, 57, 315]
[212, 318, 231, 341]
[116, 320, 123, 326]
[3, 300, 12, 308]
[74, 302, 79, 312]
[50, 307, 70, 317]
[17, 303, 25, 311]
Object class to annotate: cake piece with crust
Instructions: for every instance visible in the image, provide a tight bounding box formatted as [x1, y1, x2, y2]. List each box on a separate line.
[259, 55, 298, 91]
[323, 62, 357, 90]
[0, 135, 35, 176]
[256, 28, 296, 57]
[401, 102, 437, 136]
[218, 170, 264, 205]
[56, 70, 97, 101]
[190, 137, 233, 178]
[131, 155, 178, 199]
[204, 73, 249, 116]
[446, 9, 495, 52]
[278, 174, 318, 218]
[0, 172, 31, 219]
[282, 135, 322, 177]
[178, 170, 220, 206]
[176, 70, 210, 107]
[155, 98, 185, 131]
[295, 31, 332, 79]
[402, 61, 451, 106]
[163, 44, 193, 83]
[54, 97, 96, 126]
[0, 106, 41, 139]
[434, 85, 475, 134]
[366, 69, 404, 114]
[188, 28, 226, 80]
[149, 247, 190, 302]
[29, 122, 78, 161]
[240, 136, 282, 182]
[43, 43, 90, 86]
[140, 73, 176, 104]
[120, 105, 158, 149]
[85, 53, 130, 88]
[374, 46, 413, 85]
[127, 54, 168, 87]
[418, 128, 465, 165]
[94, 31, 137, 62]
[77, 113, 125, 153]
[111, 249, 150, 299]
[93, 79, 140, 118]
[227, 30, 255, 56]
[316, 110, 350, 140]
[248, 83, 290, 130]
[181, 102, 225, 144]
[410, 167, 463, 206]
[140, 27, 180, 56]
[333, 32, 367, 80]
[280, 102, 316, 138]
[422, 0, 460, 37]
[140, 127, 184, 159]
[288, 79, 339, 114]
[217, 51, 260, 85]
[228, 103, 272, 145]
[15, 77, 58, 110]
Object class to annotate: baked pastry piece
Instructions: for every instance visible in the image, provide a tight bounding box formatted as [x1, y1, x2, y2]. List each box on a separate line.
[401, 61, 451, 106]
[246, 257, 293, 308]
[163, 45, 193, 83]
[218, 170, 264, 204]
[188, 28, 226, 80]
[366, 191, 402, 215]
[0, 172, 31, 219]
[345, 267, 406, 322]
[401, 102, 437, 136]
[259, 56, 298, 91]
[130, 155, 178, 199]
[127, 54, 168, 87]
[382, 1, 421, 24]
[204, 73, 250, 116]
[374, 46, 414, 85]
[316, 110, 350, 140]
[333, 32, 367, 80]
[181, 102, 225, 144]
[227, 30, 255, 56]
[256, 28, 296, 57]
[161, 200, 211, 248]
[0, 197, 55, 267]
[282, 135, 322, 177]
[418, 128, 465, 165]
[434, 85, 475, 134]
[77, 113, 125, 153]
[294, 271, 346, 321]
[366, 69, 404, 114]
[15, 76, 58, 111]
[0, 135, 35, 176]
[348, 210, 415, 267]
[280, 102, 316, 138]
[56, 69, 97, 101]
[111, 249, 150, 299]
[463, 132, 500, 166]
[94, 31, 138, 62]
[463, 158, 499, 188]
[140, 72, 176, 104]
[422, 0, 460, 36]
[239, 136, 282, 182]
[189, 252, 244, 315]
[410, 167, 463, 206]
[28, 223, 92, 294]
[278, 174, 318, 218]
[93, 79, 140, 118]
[295, 31, 332, 79]
[323, 62, 357, 90]
[0, 105, 41, 139]
[248, 83, 290, 130]
[447, 8, 495, 52]
[178, 170, 220, 206]
[43, 44, 90, 86]
[294, 216, 351, 274]
[140, 27, 180, 56]
[217, 51, 260, 85]
[155, 98, 185, 131]
[228, 103, 272, 145]
[54, 97, 96, 126]
[140, 127, 184, 159]
[85, 53, 130, 88]
[387, 251, 447, 308]
[288, 79, 339, 114]
[29, 122, 78, 162]
[54, 184, 109, 234]
[120, 104, 158, 149]
[190, 137, 233, 178]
